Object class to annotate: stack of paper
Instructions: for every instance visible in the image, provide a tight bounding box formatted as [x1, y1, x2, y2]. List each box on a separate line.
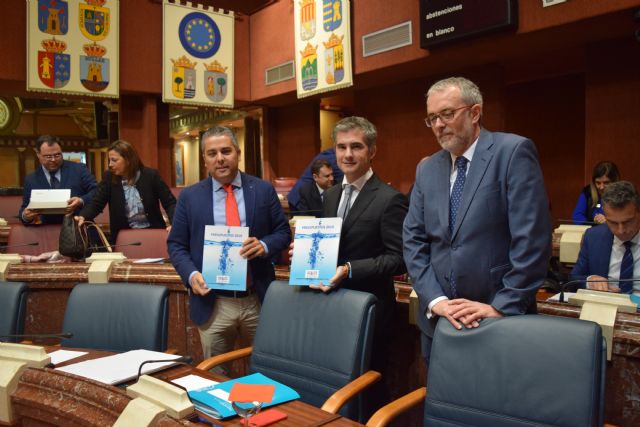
[55, 349, 183, 385]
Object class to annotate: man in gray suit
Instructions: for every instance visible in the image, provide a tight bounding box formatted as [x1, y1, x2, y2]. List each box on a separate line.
[403, 77, 551, 359]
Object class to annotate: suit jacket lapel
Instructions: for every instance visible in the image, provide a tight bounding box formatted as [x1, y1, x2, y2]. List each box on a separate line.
[342, 175, 379, 230]
[202, 178, 215, 225]
[453, 129, 494, 238]
[324, 185, 341, 217]
[58, 161, 69, 188]
[241, 173, 256, 229]
[434, 152, 451, 232]
[598, 228, 615, 276]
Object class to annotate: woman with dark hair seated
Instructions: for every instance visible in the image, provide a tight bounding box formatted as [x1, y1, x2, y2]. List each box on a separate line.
[572, 161, 620, 224]
[77, 140, 176, 243]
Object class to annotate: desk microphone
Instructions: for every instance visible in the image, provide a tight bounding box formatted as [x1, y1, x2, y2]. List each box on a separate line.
[557, 278, 640, 302]
[556, 219, 597, 226]
[135, 355, 192, 382]
[89, 241, 142, 251]
[0, 242, 39, 252]
[0, 331, 73, 342]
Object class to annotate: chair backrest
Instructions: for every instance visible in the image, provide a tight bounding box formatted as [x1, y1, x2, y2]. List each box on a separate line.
[7, 224, 62, 255]
[250, 281, 376, 422]
[425, 315, 605, 427]
[61, 283, 169, 352]
[0, 282, 28, 342]
[0, 195, 24, 224]
[114, 228, 169, 259]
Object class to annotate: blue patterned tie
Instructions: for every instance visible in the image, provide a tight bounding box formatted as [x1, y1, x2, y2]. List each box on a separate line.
[449, 156, 468, 297]
[619, 241, 634, 293]
[50, 173, 60, 189]
[449, 156, 468, 233]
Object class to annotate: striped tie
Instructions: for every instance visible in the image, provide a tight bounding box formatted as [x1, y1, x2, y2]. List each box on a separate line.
[619, 241, 634, 293]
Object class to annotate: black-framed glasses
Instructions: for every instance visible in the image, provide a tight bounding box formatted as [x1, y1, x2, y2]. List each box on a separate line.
[41, 153, 63, 160]
[424, 105, 473, 128]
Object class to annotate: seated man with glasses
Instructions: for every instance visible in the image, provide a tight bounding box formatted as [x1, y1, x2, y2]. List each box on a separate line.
[20, 135, 97, 225]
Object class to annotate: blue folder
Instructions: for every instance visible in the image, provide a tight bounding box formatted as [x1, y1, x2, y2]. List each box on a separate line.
[188, 373, 300, 419]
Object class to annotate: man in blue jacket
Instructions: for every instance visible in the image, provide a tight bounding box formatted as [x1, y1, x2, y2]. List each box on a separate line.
[571, 181, 640, 294]
[168, 126, 291, 370]
[20, 135, 96, 225]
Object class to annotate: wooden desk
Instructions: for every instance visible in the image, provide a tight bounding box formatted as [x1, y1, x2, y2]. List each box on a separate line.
[7, 348, 364, 427]
[10, 262, 422, 426]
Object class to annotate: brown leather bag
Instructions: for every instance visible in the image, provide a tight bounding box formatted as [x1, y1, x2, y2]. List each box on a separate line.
[58, 215, 111, 259]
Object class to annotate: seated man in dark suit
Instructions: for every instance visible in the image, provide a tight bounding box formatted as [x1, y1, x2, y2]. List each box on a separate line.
[571, 180, 640, 294]
[296, 159, 334, 216]
[287, 148, 344, 211]
[19, 135, 97, 225]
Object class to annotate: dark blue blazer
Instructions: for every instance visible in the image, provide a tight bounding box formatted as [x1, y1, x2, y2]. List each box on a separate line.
[167, 173, 291, 325]
[570, 224, 613, 282]
[20, 160, 97, 225]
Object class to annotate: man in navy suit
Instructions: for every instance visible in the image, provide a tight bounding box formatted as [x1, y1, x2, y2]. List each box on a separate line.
[168, 126, 291, 368]
[571, 181, 640, 294]
[403, 77, 551, 359]
[20, 135, 97, 225]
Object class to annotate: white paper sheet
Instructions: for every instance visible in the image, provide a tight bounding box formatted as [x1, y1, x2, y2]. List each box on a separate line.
[55, 349, 182, 385]
[132, 258, 166, 264]
[171, 374, 218, 391]
[48, 349, 88, 365]
[547, 292, 576, 302]
[30, 189, 71, 203]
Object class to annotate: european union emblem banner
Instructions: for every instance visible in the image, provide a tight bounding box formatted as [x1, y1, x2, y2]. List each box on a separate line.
[163, 0, 234, 108]
[26, 0, 120, 98]
[294, 0, 353, 98]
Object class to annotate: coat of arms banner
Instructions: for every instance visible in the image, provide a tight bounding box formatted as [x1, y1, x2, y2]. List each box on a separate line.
[163, 0, 234, 108]
[294, 0, 353, 98]
[27, 0, 120, 98]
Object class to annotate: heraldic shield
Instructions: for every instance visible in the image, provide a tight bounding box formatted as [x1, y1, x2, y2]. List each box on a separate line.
[38, 51, 70, 89]
[323, 0, 342, 32]
[205, 70, 228, 103]
[80, 43, 109, 92]
[79, 1, 111, 41]
[38, 0, 69, 35]
[172, 67, 196, 99]
[299, 0, 316, 41]
[300, 43, 318, 91]
[323, 33, 345, 85]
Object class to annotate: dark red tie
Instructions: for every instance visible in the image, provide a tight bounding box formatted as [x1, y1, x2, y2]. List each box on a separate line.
[223, 184, 241, 226]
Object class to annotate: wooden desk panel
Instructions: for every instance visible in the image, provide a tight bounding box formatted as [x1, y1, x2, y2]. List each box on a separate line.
[7, 262, 203, 363]
[8, 349, 364, 427]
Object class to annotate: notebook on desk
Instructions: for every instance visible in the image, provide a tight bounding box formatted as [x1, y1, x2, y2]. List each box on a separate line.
[188, 373, 300, 419]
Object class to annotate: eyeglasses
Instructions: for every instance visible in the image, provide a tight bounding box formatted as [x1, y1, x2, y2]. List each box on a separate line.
[424, 105, 473, 128]
[41, 153, 63, 160]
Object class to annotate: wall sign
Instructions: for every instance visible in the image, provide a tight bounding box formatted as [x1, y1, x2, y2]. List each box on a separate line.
[420, 0, 518, 49]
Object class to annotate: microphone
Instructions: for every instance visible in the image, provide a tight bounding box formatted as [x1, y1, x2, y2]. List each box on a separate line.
[0, 331, 73, 342]
[135, 355, 192, 382]
[90, 241, 142, 251]
[556, 219, 597, 226]
[557, 278, 640, 302]
[0, 242, 39, 252]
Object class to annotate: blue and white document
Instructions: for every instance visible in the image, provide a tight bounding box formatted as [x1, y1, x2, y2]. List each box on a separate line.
[289, 217, 342, 286]
[202, 225, 248, 291]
